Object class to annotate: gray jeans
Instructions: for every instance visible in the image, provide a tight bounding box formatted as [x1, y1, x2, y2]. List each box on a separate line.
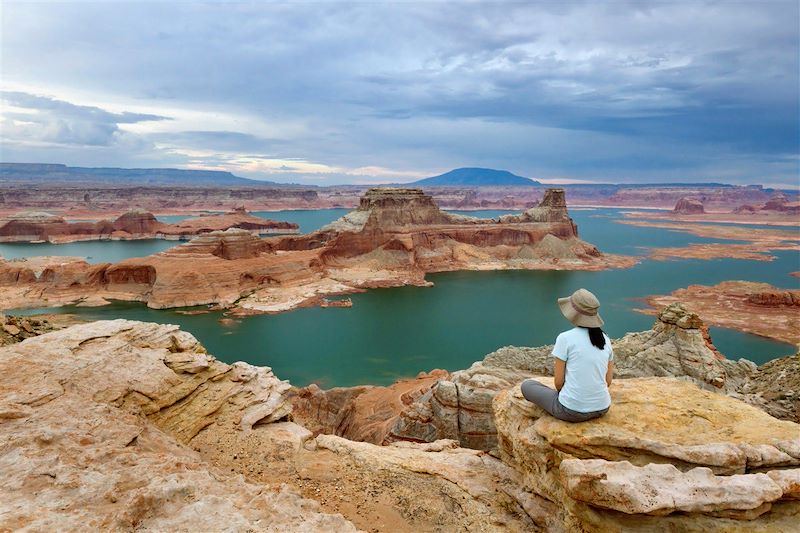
[520, 379, 608, 423]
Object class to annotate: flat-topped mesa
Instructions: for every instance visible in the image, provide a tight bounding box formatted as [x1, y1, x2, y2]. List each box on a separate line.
[316, 186, 604, 270]
[165, 228, 268, 260]
[325, 187, 456, 232]
[324, 186, 577, 232]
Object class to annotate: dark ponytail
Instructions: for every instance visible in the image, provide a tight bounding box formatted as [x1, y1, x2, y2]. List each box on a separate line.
[587, 327, 606, 350]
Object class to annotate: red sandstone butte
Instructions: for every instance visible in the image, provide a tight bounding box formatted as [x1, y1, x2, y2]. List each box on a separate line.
[672, 197, 705, 215]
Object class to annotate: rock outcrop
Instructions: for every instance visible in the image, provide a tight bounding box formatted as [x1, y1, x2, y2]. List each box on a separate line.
[167, 227, 269, 260]
[740, 353, 800, 423]
[673, 197, 705, 214]
[290, 370, 449, 444]
[646, 281, 800, 345]
[111, 208, 163, 234]
[0, 320, 357, 531]
[493, 379, 800, 532]
[0, 314, 65, 346]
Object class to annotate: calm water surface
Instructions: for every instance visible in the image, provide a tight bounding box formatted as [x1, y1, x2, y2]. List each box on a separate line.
[11, 208, 799, 386]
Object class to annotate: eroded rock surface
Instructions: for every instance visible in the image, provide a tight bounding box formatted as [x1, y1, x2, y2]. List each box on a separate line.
[2, 318, 798, 532]
[0, 320, 357, 531]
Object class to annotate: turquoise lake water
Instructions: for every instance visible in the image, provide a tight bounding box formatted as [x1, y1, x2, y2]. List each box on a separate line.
[8, 208, 799, 386]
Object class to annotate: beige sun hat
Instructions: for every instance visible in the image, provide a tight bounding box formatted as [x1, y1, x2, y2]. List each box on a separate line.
[557, 288, 604, 328]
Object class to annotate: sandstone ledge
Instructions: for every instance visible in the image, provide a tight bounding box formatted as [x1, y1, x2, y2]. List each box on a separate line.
[494, 380, 800, 532]
[0, 320, 356, 531]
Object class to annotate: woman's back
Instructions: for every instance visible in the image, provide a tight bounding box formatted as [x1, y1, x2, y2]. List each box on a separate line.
[553, 327, 612, 412]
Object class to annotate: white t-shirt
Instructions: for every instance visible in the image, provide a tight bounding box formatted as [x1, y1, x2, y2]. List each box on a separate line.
[552, 327, 613, 413]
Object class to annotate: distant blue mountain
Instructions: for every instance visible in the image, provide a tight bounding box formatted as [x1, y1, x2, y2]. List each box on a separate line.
[411, 168, 540, 187]
[0, 163, 278, 186]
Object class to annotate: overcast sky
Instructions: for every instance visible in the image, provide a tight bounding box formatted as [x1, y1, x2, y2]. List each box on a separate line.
[1, 1, 798, 186]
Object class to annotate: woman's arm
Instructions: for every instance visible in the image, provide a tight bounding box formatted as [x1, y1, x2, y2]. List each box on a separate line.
[605, 360, 614, 387]
[554, 358, 566, 391]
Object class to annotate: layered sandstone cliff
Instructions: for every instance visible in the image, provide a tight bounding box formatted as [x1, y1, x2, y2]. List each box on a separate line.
[0, 208, 298, 243]
[1, 188, 635, 314]
[3, 319, 798, 532]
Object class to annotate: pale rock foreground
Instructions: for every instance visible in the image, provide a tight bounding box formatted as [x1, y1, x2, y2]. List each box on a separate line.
[2, 319, 799, 532]
[0, 320, 357, 532]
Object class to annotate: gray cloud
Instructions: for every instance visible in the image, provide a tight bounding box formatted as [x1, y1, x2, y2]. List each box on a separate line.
[1, 91, 168, 146]
[1, 1, 797, 185]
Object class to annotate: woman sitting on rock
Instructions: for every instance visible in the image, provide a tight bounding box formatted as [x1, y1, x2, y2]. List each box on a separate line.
[521, 288, 613, 422]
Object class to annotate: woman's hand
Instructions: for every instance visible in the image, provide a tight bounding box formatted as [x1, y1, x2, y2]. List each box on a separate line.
[554, 358, 566, 391]
[606, 361, 614, 387]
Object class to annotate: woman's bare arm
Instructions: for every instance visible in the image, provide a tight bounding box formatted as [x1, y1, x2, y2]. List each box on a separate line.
[606, 360, 614, 387]
[554, 358, 566, 391]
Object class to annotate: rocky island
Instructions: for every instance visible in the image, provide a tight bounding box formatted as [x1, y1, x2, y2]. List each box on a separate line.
[1, 304, 798, 532]
[0, 207, 298, 244]
[622, 193, 800, 227]
[644, 281, 800, 345]
[0, 187, 637, 314]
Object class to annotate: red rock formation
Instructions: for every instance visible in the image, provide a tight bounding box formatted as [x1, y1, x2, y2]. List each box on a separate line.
[1, 188, 633, 314]
[746, 291, 800, 307]
[673, 197, 705, 214]
[111, 209, 164, 233]
[167, 228, 269, 260]
[733, 204, 758, 213]
[290, 370, 449, 444]
[646, 281, 800, 345]
[0, 208, 298, 243]
[762, 193, 800, 214]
